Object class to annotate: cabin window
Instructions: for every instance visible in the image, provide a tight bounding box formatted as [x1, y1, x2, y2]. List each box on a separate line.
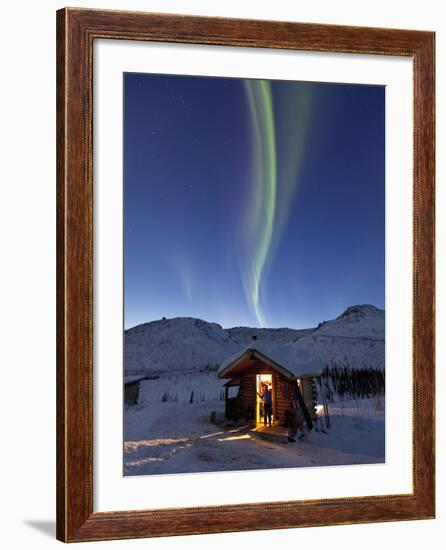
[227, 385, 239, 398]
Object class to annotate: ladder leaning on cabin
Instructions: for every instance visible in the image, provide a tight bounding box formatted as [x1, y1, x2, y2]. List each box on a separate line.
[292, 383, 313, 430]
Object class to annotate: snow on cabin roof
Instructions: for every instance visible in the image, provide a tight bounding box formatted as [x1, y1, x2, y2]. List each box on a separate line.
[124, 374, 149, 385]
[217, 341, 322, 380]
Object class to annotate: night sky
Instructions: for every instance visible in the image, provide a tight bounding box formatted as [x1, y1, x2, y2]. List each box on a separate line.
[124, 73, 385, 330]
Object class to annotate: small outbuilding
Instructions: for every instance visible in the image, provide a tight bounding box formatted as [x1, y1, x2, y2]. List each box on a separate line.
[124, 373, 160, 406]
[217, 342, 322, 431]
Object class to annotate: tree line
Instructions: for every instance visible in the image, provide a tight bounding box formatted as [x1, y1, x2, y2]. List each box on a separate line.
[318, 363, 385, 402]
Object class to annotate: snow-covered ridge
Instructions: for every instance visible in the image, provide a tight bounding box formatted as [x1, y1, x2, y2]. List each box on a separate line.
[288, 304, 385, 370]
[125, 316, 239, 379]
[125, 305, 385, 381]
[306, 304, 384, 340]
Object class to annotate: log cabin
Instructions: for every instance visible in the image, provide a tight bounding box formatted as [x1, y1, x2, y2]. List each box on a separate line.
[217, 342, 322, 431]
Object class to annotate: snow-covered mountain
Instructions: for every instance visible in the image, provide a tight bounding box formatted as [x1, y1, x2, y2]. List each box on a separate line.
[125, 317, 240, 381]
[227, 326, 311, 346]
[310, 304, 384, 340]
[287, 304, 385, 371]
[125, 305, 384, 389]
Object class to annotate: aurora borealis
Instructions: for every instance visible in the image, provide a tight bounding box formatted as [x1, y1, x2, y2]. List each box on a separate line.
[243, 80, 313, 326]
[124, 73, 385, 330]
[243, 80, 276, 327]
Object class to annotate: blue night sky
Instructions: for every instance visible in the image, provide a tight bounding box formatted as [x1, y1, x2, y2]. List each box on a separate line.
[124, 73, 385, 330]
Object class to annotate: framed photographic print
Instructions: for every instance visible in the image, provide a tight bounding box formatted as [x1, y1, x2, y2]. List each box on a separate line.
[56, 7, 435, 542]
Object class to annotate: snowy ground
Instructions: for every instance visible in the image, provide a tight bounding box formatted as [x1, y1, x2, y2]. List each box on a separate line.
[124, 398, 385, 476]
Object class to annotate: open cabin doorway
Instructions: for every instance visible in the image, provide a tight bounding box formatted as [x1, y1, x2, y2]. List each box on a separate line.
[256, 373, 274, 426]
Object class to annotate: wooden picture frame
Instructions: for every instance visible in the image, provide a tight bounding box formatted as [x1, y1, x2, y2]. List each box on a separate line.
[56, 7, 435, 542]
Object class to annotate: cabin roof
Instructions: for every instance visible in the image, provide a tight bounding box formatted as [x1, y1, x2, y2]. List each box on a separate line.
[124, 374, 148, 385]
[217, 342, 322, 380]
[223, 377, 241, 387]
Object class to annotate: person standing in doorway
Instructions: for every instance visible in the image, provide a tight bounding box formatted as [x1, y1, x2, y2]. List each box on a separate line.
[263, 384, 273, 427]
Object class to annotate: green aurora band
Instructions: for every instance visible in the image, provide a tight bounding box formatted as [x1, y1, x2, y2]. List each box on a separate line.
[243, 80, 313, 327]
[244, 80, 277, 328]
